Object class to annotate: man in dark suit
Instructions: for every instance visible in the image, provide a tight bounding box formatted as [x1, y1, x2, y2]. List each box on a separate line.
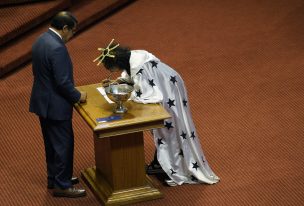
[29, 11, 87, 198]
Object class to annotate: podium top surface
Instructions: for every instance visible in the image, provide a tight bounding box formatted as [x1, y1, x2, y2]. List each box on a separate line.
[74, 83, 171, 137]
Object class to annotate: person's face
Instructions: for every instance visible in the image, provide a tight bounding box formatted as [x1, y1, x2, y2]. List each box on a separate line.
[61, 25, 76, 43]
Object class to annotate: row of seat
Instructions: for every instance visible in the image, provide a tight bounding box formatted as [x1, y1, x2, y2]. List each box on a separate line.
[0, 0, 133, 78]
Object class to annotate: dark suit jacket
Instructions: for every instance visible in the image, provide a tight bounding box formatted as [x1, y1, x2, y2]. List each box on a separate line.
[29, 29, 81, 120]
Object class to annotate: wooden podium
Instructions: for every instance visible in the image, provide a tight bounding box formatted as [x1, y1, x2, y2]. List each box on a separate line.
[74, 83, 170, 206]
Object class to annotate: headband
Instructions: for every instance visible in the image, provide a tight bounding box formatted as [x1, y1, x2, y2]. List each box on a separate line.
[93, 39, 120, 66]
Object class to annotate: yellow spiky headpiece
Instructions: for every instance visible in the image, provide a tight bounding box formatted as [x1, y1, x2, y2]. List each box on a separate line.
[93, 39, 120, 66]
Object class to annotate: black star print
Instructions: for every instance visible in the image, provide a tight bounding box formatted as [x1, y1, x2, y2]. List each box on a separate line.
[178, 149, 184, 157]
[191, 175, 198, 182]
[170, 76, 177, 84]
[180, 131, 187, 140]
[167, 98, 175, 108]
[148, 79, 155, 87]
[183, 99, 188, 107]
[164, 121, 174, 130]
[170, 168, 177, 175]
[150, 61, 158, 68]
[158, 138, 164, 146]
[136, 68, 144, 75]
[190, 131, 196, 139]
[136, 90, 142, 97]
[192, 162, 199, 171]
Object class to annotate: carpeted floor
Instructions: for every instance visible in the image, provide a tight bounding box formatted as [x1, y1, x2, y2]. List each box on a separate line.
[1, 0, 304, 205]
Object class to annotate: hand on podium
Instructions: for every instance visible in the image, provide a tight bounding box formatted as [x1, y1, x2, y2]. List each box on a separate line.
[79, 91, 87, 103]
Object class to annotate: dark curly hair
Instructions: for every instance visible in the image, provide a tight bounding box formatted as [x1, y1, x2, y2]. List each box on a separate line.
[103, 45, 131, 75]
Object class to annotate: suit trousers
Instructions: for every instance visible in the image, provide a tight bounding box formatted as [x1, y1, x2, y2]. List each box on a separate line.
[39, 117, 74, 189]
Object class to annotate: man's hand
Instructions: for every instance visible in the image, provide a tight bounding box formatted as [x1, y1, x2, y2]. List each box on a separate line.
[79, 91, 87, 103]
[102, 79, 119, 87]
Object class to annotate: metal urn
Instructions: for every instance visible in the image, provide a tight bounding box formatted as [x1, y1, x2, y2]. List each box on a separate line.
[105, 84, 134, 113]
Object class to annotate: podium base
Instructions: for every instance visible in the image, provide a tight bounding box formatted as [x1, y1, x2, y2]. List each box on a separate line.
[82, 167, 163, 206]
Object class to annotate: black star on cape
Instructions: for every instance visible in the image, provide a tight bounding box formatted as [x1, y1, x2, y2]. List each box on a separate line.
[170, 76, 177, 84]
[178, 149, 184, 157]
[164, 121, 174, 130]
[183, 99, 188, 107]
[135, 90, 142, 97]
[157, 138, 164, 146]
[167, 98, 175, 108]
[150, 61, 158, 68]
[170, 168, 177, 175]
[180, 131, 187, 140]
[148, 79, 155, 87]
[190, 131, 196, 139]
[192, 162, 199, 171]
[136, 68, 144, 75]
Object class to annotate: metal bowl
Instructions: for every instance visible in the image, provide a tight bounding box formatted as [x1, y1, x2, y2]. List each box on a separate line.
[105, 84, 134, 113]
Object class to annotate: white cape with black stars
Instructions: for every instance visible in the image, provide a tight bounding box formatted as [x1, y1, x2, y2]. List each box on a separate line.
[119, 50, 220, 185]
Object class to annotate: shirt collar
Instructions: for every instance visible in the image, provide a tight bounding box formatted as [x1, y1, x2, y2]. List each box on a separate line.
[49, 28, 62, 39]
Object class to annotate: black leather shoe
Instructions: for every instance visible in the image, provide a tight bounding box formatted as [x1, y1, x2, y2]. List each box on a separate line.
[71, 177, 79, 185]
[48, 177, 80, 189]
[145, 163, 166, 175]
[53, 187, 86, 198]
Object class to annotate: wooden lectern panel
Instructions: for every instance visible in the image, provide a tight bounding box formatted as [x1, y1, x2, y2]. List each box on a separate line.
[94, 132, 146, 190]
[75, 83, 170, 205]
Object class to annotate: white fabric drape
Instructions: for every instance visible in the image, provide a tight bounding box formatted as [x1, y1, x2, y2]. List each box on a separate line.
[120, 50, 220, 185]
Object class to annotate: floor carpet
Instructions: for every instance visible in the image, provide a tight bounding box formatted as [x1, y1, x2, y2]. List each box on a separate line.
[0, 0, 304, 205]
